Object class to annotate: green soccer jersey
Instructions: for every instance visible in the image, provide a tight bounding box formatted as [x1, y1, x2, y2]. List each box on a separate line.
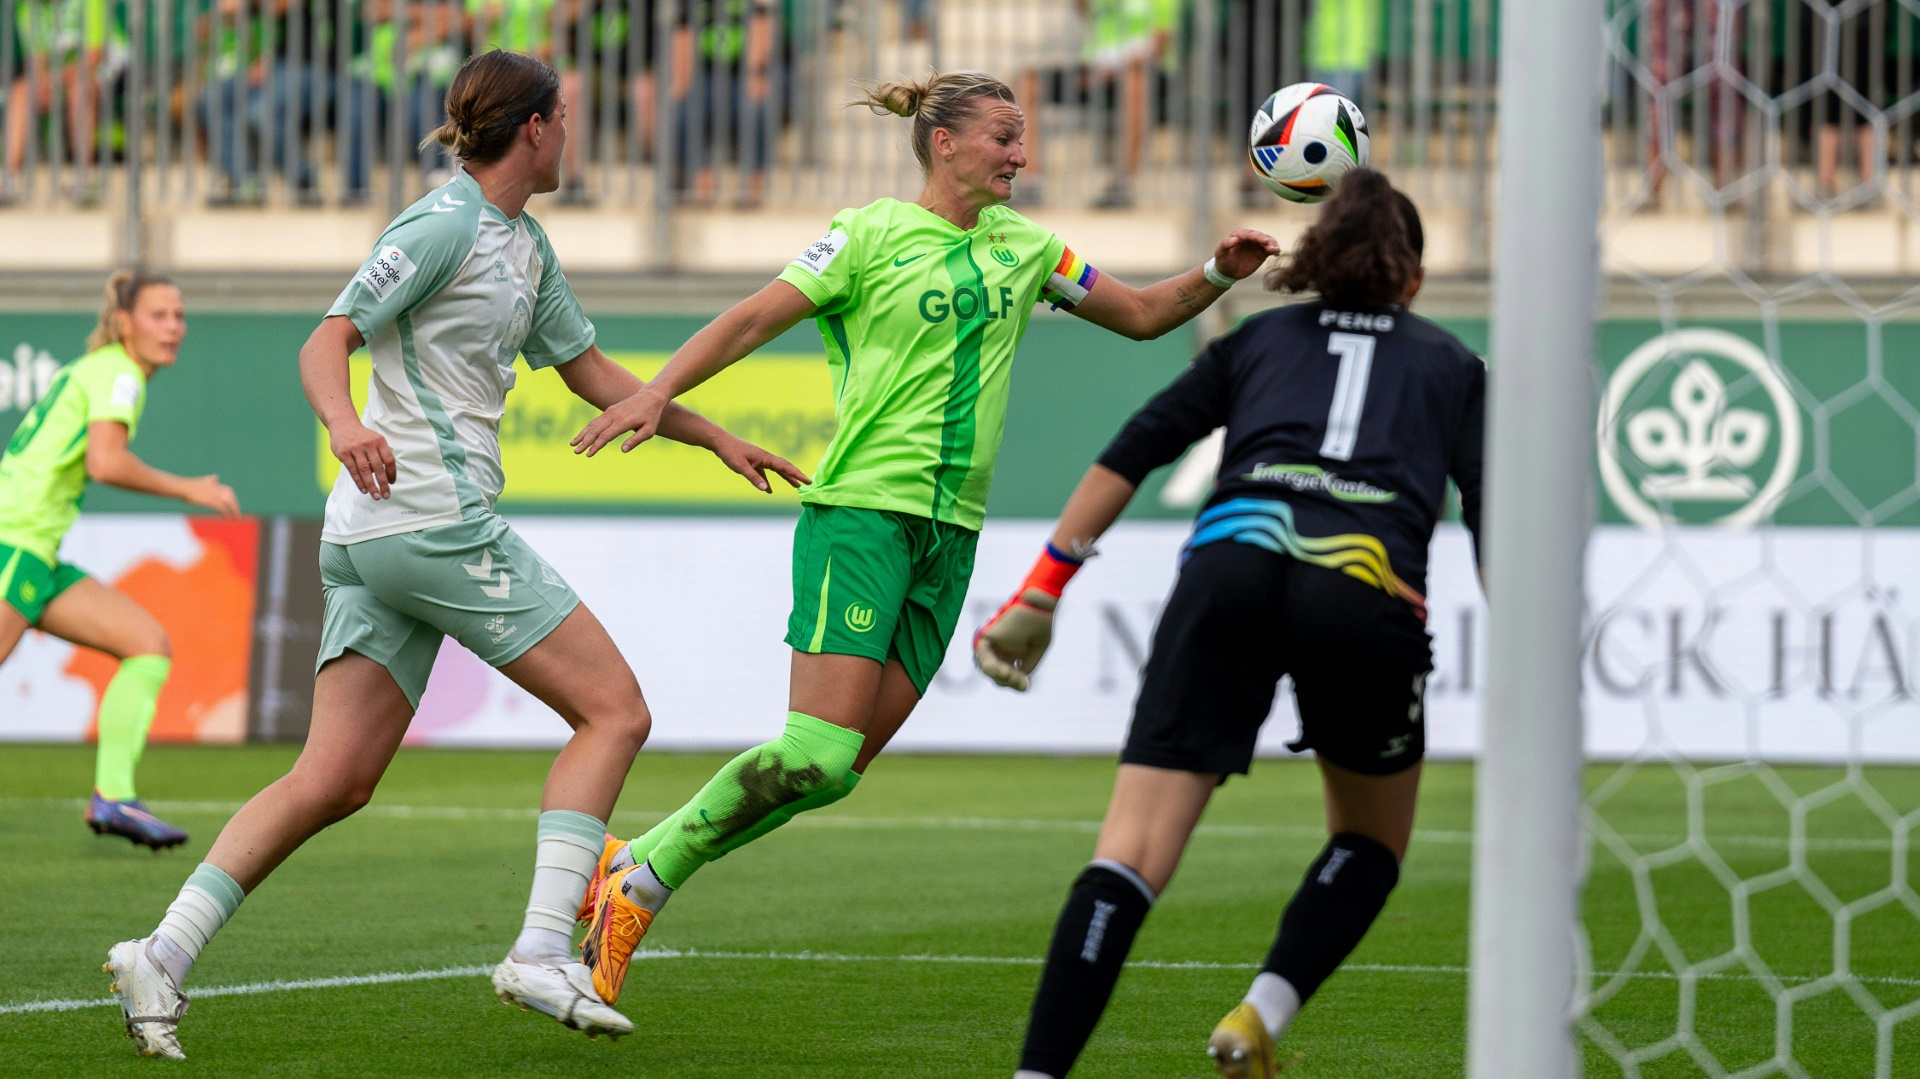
[0, 343, 146, 564]
[775, 198, 1100, 530]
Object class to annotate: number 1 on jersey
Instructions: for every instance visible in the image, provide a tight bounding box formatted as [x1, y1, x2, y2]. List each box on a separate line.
[1321, 332, 1376, 461]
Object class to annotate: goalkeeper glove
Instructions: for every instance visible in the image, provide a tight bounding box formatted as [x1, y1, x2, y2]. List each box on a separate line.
[973, 543, 1086, 691]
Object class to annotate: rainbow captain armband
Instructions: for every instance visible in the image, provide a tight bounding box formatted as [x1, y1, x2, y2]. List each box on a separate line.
[1043, 248, 1101, 311]
[973, 544, 1087, 691]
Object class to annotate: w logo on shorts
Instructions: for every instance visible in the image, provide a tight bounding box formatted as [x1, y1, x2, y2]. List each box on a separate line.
[844, 603, 876, 633]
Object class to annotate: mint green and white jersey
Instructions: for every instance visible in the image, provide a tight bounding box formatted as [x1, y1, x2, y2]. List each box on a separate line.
[775, 198, 1097, 531]
[324, 169, 595, 545]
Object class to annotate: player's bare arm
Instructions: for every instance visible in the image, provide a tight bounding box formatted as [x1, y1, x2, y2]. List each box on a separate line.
[300, 314, 396, 500]
[84, 420, 239, 517]
[1068, 229, 1280, 341]
[571, 280, 816, 456]
[554, 345, 809, 492]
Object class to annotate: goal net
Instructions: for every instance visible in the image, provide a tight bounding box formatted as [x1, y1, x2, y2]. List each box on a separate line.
[1578, 1, 1920, 1075]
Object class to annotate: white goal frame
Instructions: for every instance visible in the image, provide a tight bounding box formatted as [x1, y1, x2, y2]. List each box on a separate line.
[1467, 0, 1606, 1076]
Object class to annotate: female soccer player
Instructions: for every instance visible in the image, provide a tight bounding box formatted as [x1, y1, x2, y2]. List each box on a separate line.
[0, 272, 238, 850]
[982, 170, 1484, 1079]
[565, 69, 1280, 1006]
[106, 49, 804, 1059]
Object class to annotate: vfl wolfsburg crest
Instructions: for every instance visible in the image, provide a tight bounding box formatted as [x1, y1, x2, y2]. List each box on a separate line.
[1598, 328, 1802, 528]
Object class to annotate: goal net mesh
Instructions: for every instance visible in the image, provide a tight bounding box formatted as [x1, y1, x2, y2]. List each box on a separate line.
[1580, 2, 1920, 1075]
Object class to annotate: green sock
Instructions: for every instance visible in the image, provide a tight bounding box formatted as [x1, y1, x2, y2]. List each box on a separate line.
[645, 712, 864, 889]
[94, 655, 171, 801]
[626, 768, 863, 869]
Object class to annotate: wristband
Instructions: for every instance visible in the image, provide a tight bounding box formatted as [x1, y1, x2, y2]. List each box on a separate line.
[1021, 544, 1086, 601]
[1202, 257, 1237, 290]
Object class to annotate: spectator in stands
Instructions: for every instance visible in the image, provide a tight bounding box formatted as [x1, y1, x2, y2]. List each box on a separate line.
[673, 0, 774, 207]
[1817, 3, 1880, 200]
[1081, 0, 1180, 210]
[467, 0, 589, 201]
[342, 0, 460, 202]
[1308, 0, 1375, 106]
[196, 0, 273, 205]
[3, 0, 126, 205]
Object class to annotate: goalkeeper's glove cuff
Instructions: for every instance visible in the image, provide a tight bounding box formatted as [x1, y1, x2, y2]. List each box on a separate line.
[1025, 543, 1087, 602]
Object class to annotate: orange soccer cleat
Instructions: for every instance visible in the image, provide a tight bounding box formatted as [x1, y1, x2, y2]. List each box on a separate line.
[579, 865, 654, 1005]
[576, 834, 628, 924]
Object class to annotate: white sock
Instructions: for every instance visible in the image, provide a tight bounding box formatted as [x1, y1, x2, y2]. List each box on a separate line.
[152, 862, 245, 986]
[1244, 971, 1303, 1041]
[513, 810, 606, 962]
[621, 861, 673, 915]
[1013, 1071, 1056, 1079]
[608, 842, 637, 877]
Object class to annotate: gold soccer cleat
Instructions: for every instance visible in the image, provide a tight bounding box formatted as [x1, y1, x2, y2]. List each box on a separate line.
[579, 865, 654, 1005]
[1207, 1002, 1279, 1079]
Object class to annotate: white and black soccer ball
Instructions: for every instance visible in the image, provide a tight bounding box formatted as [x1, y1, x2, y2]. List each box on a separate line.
[1248, 83, 1371, 204]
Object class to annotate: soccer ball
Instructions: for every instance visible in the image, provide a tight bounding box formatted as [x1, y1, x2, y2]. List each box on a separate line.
[1248, 83, 1371, 203]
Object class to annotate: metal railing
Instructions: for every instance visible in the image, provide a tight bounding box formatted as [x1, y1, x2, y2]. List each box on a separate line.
[6, 0, 1916, 275]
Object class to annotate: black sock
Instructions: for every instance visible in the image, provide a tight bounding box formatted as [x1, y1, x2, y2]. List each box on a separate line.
[1262, 832, 1400, 1003]
[1017, 860, 1156, 1077]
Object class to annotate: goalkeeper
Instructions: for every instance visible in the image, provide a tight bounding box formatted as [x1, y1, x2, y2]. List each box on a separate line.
[566, 69, 1279, 1007]
[987, 170, 1486, 1079]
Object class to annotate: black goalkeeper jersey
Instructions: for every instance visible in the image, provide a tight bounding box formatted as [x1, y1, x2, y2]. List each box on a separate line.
[1096, 299, 1485, 620]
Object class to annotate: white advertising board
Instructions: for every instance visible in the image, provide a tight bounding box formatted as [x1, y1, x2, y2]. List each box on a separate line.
[401, 518, 1920, 764]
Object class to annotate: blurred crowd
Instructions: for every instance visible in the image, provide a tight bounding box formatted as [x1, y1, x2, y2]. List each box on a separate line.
[10, 0, 1917, 213]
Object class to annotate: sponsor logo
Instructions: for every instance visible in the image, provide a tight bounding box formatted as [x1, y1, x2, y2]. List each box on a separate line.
[109, 373, 143, 409]
[359, 245, 418, 302]
[1598, 328, 1801, 528]
[1317, 308, 1395, 333]
[844, 603, 876, 633]
[918, 286, 1019, 324]
[492, 259, 509, 283]
[0, 344, 60, 412]
[462, 550, 513, 600]
[1241, 462, 1396, 503]
[892, 252, 928, 267]
[1081, 899, 1117, 961]
[989, 246, 1019, 267]
[485, 613, 519, 646]
[791, 229, 849, 276]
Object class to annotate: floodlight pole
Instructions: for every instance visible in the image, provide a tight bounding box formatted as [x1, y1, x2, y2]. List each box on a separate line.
[1467, 0, 1603, 1076]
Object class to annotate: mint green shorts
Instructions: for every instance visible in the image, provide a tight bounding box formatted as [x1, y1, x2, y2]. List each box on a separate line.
[317, 515, 579, 708]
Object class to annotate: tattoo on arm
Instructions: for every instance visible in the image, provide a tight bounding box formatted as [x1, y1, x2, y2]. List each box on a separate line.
[1174, 286, 1202, 311]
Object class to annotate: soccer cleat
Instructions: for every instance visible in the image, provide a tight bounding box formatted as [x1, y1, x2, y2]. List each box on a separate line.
[105, 938, 188, 1060]
[579, 865, 654, 1004]
[1207, 1002, 1279, 1079]
[575, 833, 628, 924]
[490, 954, 632, 1037]
[87, 792, 189, 851]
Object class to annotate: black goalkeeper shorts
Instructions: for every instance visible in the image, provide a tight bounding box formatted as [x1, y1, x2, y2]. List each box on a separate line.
[1121, 539, 1434, 778]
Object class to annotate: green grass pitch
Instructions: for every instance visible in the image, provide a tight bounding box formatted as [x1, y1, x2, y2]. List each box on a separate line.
[1, 745, 1916, 1077]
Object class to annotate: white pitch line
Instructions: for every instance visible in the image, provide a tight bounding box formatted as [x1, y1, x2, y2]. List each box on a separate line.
[7, 949, 1920, 1018]
[0, 798, 1899, 851]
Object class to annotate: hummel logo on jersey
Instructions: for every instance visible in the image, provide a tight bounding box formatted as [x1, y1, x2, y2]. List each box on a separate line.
[485, 614, 519, 645]
[429, 191, 467, 213]
[892, 253, 928, 267]
[462, 550, 512, 599]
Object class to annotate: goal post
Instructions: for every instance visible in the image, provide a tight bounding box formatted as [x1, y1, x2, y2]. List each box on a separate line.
[1468, 0, 1606, 1075]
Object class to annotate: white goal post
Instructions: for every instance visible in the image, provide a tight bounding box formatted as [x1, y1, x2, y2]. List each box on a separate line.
[1468, 0, 1606, 1075]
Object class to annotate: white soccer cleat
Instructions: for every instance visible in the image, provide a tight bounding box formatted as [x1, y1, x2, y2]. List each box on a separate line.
[104, 938, 188, 1060]
[490, 954, 633, 1038]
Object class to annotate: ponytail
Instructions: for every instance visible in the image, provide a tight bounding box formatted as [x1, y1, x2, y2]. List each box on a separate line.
[1267, 169, 1424, 307]
[852, 71, 1017, 173]
[88, 270, 175, 352]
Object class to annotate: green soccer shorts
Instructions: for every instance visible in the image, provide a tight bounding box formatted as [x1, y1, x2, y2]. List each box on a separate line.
[784, 503, 980, 694]
[0, 540, 88, 624]
[317, 514, 580, 708]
